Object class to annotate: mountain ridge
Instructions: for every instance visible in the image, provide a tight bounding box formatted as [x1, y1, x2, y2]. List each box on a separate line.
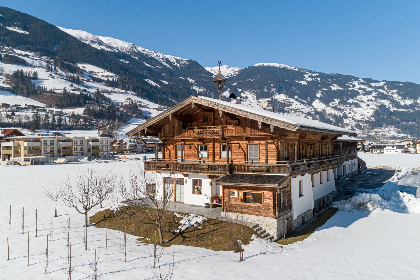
[1, 6, 419, 139]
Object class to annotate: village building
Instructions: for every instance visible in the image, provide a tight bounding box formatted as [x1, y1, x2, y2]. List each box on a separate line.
[0, 134, 111, 164]
[383, 144, 405, 154]
[127, 95, 358, 240]
[370, 144, 385, 154]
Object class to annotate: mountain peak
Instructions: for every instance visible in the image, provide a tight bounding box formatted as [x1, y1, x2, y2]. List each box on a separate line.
[58, 26, 188, 69]
[205, 65, 241, 78]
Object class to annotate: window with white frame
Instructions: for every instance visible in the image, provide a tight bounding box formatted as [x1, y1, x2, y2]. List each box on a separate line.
[199, 145, 208, 158]
[192, 179, 202, 195]
[248, 144, 259, 163]
[220, 144, 231, 158]
[49, 140, 54, 145]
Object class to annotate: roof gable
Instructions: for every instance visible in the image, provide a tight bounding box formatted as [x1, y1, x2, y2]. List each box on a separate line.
[127, 96, 356, 137]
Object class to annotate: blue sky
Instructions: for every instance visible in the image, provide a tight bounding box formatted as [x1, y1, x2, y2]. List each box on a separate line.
[2, 0, 420, 83]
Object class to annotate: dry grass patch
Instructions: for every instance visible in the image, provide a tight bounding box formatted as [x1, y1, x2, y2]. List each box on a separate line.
[277, 207, 338, 246]
[90, 206, 257, 251]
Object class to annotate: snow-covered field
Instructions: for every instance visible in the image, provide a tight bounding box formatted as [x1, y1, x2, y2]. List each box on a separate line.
[1, 154, 420, 279]
[359, 152, 420, 168]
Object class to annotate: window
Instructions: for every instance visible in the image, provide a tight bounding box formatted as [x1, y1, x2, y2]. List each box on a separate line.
[243, 192, 263, 204]
[163, 177, 174, 200]
[220, 144, 231, 158]
[192, 179, 202, 195]
[320, 172, 323, 184]
[248, 144, 259, 163]
[229, 191, 238, 197]
[299, 180, 303, 197]
[80, 146, 84, 152]
[43, 140, 47, 145]
[49, 147, 54, 152]
[80, 140, 84, 145]
[176, 145, 184, 162]
[73, 147, 77, 152]
[312, 174, 315, 187]
[50, 140, 54, 145]
[199, 145, 208, 158]
[327, 170, 330, 181]
[203, 116, 208, 123]
[43, 147, 48, 152]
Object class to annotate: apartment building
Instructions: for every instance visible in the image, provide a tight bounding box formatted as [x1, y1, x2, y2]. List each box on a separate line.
[0, 135, 112, 164]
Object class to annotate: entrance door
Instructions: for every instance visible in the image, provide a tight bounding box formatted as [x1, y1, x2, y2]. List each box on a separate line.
[175, 178, 184, 202]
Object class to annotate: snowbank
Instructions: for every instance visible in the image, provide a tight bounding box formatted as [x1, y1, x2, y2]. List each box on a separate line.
[334, 168, 420, 213]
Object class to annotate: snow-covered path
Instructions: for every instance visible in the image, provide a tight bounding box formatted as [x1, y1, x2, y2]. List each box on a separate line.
[398, 171, 420, 198]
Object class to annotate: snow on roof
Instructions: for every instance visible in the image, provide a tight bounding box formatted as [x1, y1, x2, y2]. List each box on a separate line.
[336, 135, 363, 142]
[128, 96, 356, 136]
[199, 96, 355, 135]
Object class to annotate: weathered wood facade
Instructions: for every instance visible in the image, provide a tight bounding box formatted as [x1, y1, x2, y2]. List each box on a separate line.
[128, 96, 357, 238]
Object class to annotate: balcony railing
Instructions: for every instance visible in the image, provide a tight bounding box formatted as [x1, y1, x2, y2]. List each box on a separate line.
[144, 155, 344, 176]
[172, 126, 270, 139]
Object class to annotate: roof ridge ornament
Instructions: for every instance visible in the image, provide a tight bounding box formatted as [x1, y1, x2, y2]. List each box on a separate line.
[213, 61, 227, 100]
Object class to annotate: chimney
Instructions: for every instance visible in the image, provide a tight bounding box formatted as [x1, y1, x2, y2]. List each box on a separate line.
[258, 98, 274, 111]
[229, 93, 241, 104]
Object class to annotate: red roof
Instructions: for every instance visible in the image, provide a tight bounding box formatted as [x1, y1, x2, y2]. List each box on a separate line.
[1, 129, 25, 137]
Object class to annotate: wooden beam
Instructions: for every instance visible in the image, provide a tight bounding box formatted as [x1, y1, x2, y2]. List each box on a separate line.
[265, 141, 268, 164]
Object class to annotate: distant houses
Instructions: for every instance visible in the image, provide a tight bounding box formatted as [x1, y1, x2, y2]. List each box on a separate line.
[360, 139, 419, 154]
[0, 129, 112, 165]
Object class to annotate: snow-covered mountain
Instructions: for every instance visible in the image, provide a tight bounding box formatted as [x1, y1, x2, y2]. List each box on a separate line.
[58, 27, 189, 70]
[1, 6, 420, 139]
[205, 65, 241, 78]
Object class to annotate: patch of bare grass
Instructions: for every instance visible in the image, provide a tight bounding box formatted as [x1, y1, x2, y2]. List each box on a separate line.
[90, 206, 257, 251]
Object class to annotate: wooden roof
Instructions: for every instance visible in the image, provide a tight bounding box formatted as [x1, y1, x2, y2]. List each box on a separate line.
[127, 96, 356, 137]
[216, 174, 288, 187]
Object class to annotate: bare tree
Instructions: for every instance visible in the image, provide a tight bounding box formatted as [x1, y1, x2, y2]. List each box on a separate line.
[60, 169, 114, 250]
[152, 254, 175, 280]
[45, 187, 61, 217]
[95, 172, 115, 208]
[120, 163, 172, 244]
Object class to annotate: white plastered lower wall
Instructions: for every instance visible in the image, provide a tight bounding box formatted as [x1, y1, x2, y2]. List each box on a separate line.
[155, 172, 214, 206]
[291, 174, 314, 220]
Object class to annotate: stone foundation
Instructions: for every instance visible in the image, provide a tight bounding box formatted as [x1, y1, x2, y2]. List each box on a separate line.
[292, 209, 314, 230]
[314, 192, 336, 214]
[221, 211, 291, 240]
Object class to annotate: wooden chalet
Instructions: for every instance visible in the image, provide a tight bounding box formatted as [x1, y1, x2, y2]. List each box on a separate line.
[127, 96, 358, 239]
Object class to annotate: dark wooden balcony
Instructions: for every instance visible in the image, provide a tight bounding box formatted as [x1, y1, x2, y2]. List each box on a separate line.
[168, 126, 271, 140]
[144, 155, 344, 176]
[144, 159, 229, 175]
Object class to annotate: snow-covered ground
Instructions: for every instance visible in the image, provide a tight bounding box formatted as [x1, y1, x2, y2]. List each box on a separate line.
[359, 152, 420, 168]
[1, 154, 420, 279]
